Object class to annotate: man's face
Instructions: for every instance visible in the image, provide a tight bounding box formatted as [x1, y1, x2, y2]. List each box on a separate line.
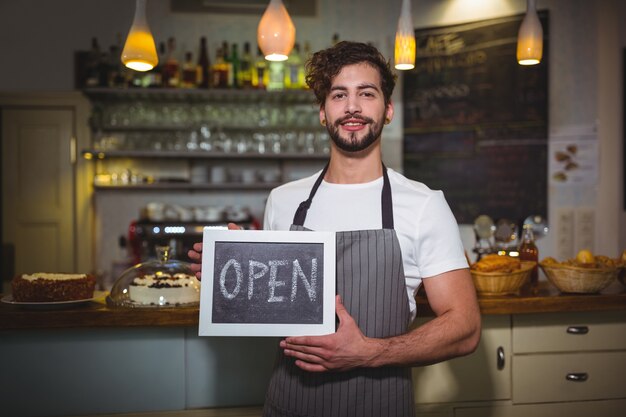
[320, 63, 393, 153]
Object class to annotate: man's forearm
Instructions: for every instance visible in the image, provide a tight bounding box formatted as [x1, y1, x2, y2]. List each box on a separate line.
[365, 308, 481, 368]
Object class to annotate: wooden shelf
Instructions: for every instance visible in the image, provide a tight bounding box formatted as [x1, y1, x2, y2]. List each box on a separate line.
[82, 87, 317, 104]
[82, 149, 329, 160]
[92, 182, 281, 191]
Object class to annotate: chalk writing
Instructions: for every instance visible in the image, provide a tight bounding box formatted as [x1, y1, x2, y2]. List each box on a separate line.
[219, 258, 318, 303]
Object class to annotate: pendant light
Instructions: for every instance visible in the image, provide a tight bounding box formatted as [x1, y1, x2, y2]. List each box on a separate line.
[257, 0, 296, 62]
[121, 0, 158, 71]
[394, 0, 416, 70]
[517, 0, 543, 65]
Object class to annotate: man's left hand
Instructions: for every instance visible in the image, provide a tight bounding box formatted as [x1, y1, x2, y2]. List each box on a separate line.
[280, 295, 383, 372]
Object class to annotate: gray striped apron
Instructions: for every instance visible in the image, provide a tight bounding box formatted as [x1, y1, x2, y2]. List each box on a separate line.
[263, 164, 415, 417]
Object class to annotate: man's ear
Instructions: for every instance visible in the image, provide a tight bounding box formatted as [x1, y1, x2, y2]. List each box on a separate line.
[385, 100, 395, 124]
[319, 106, 326, 126]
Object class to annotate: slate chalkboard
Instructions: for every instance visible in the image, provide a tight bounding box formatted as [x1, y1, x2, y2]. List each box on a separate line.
[403, 12, 549, 224]
[199, 229, 336, 337]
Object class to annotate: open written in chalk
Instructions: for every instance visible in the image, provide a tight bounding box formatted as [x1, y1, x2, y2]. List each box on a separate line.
[199, 229, 336, 337]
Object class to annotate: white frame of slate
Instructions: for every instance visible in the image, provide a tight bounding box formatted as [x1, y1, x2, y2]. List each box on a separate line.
[199, 228, 336, 337]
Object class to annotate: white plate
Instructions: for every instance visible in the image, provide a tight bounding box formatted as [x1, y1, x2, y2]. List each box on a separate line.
[1, 291, 107, 309]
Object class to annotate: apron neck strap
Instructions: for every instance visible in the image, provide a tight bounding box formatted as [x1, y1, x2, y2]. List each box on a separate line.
[292, 163, 394, 229]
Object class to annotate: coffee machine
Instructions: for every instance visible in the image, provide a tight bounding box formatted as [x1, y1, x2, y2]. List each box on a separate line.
[128, 204, 260, 264]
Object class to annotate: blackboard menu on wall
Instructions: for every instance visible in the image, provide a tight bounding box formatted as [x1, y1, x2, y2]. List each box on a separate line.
[403, 12, 549, 224]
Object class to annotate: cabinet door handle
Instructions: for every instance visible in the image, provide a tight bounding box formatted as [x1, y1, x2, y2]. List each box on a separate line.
[566, 326, 589, 335]
[566, 372, 588, 382]
[496, 346, 505, 370]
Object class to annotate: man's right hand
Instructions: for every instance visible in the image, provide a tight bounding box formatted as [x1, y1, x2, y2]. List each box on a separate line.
[188, 242, 203, 279]
[188, 223, 242, 279]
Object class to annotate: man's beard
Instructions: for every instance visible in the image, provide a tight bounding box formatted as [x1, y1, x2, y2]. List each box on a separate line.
[326, 113, 384, 153]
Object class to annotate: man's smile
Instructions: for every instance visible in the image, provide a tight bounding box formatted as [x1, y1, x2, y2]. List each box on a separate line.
[337, 115, 372, 132]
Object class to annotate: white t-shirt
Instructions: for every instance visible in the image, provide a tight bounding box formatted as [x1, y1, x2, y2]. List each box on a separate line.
[263, 168, 468, 320]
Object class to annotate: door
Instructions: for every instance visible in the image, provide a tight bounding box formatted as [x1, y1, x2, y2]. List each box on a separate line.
[2, 108, 76, 274]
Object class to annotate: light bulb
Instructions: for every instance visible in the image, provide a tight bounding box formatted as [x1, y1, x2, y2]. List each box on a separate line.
[257, 0, 296, 62]
[395, 0, 416, 70]
[121, 0, 158, 72]
[517, 0, 543, 66]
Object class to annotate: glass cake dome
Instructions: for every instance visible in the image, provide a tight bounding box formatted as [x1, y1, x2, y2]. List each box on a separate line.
[107, 245, 201, 308]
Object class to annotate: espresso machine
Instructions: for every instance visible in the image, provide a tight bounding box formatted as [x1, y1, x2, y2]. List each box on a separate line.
[128, 203, 260, 264]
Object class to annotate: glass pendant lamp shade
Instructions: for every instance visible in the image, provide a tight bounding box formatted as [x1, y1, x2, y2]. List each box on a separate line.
[394, 0, 416, 70]
[257, 0, 296, 62]
[121, 0, 159, 71]
[517, 0, 543, 65]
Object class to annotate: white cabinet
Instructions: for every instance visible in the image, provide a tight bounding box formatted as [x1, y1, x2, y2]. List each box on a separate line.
[412, 315, 511, 404]
[455, 399, 626, 417]
[412, 311, 626, 417]
[511, 311, 626, 407]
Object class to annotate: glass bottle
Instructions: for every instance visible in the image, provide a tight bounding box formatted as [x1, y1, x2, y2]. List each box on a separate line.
[181, 51, 199, 88]
[212, 46, 228, 88]
[285, 43, 304, 89]
[162, 37, 180, 88]
[518, 224, 539, 290]
[253, 46, 269, 89]
[239, 42, 253, 88]
[85, 37, 102, 87]
[222, 41, 234, 88]
[268, 60, 285, 91]
[150, 41, 165, 87]
[230, 43, 240, 89]
[197, 36, 211, 89]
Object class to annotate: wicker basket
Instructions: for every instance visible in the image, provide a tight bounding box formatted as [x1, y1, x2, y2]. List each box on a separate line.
[615, 266, 625, 287]
[470, 261, 536, 295]
[540, 262, 619, 294]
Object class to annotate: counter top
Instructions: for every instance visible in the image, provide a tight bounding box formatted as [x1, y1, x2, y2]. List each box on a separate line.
[2, 282, 625, 330]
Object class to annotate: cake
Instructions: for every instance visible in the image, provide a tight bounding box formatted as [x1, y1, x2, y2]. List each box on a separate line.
[11, 273, 96, 302]
[128, 272, 200, 306]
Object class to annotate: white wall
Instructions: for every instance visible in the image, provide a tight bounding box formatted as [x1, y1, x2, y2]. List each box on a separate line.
[1, 0, 624, 267]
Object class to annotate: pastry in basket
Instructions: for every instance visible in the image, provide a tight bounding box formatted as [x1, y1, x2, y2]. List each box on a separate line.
[471, 254, 521, 273]
[470, 255, 532, 295]
[540, 250, 620, 293]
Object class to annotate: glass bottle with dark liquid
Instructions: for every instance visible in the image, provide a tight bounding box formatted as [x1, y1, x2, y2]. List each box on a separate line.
[518, 224, 539, 292]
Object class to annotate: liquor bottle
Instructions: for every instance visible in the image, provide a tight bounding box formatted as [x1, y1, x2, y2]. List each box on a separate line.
[198, 37, 211, 89]
[222, 41, 234, 88]
[252, 46, 269, 89]
[181, 52, 199, 88]
[284, 43, 304, 89]
[239, 42, 253, 88]
[85, 37, 102, 87]
[162, 37, 180, 88]
[211, 46, 229, 88]
[148, 41, 165, 88]
[230, 43, 241, 89]
[518, 224, 539, 291]
[107, 44, 121, 87]
[268, 60, 285, 91]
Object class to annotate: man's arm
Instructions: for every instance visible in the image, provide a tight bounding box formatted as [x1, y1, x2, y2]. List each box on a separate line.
[280, 268, 481, 372]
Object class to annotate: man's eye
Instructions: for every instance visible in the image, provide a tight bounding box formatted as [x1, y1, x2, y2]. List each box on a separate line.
[332, 93, 346, 99]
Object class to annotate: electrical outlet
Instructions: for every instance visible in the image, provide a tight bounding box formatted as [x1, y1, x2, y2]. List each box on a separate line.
[576, 208, 595, 252]
[556, 207, 575, 260]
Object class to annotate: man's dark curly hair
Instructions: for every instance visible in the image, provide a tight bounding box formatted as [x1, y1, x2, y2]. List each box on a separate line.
[305, 41, 397, 108]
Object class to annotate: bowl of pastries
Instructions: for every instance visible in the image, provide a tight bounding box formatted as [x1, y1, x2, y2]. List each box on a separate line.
[470, 254, 536, 295]
[540, 249, 622, 294]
